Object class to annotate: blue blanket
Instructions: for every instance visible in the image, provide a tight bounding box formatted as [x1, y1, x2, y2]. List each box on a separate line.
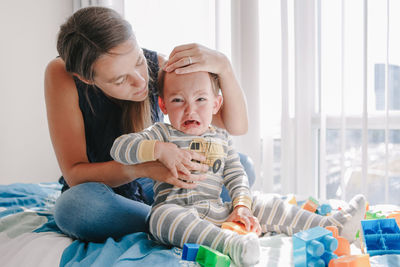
[0, 182, 182, 267]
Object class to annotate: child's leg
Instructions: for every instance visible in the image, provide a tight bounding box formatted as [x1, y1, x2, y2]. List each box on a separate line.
[149, 204, 260, 266]
[252, 193, 366, 242]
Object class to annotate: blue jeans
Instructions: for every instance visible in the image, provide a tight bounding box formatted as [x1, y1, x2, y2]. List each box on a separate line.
[54, 153, 255, 242]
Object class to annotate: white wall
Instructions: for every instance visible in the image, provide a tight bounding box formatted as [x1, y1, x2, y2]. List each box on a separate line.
[0, 1, 73, 184]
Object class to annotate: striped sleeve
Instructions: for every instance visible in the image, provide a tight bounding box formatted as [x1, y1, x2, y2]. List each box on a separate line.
[222, 132, 252, 208]
[110, 122, 170, 164]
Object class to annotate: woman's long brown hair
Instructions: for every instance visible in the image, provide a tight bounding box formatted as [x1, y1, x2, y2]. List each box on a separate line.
[57, 6, 151, 133]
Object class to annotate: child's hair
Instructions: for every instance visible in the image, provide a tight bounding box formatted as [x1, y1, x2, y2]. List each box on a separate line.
[158, 69, 220, 99]
[57, 6, 151, 133]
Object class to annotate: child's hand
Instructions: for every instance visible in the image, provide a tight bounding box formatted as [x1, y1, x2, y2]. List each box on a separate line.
[226, 206, 262, 236]
[154, 141, 208, 178]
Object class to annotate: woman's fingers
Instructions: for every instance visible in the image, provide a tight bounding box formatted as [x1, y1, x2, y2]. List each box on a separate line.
[167, 43, 197, 61]
[171, 178, 198, 189]
[164, 44, 205, 73]
[188, 150, 206, 162]
[164, 56, 197, 73]
[169, 172, 207, 189]
[176, 162, 191, 176]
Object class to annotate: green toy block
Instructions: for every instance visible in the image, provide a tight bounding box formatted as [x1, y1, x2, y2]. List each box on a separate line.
[195, 245, 230, 267]
[365, 211, 386, 220]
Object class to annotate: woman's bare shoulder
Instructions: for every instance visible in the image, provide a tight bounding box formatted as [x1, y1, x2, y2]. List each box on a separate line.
[45, 57, 76, 93]
[45, 57, 69, 78]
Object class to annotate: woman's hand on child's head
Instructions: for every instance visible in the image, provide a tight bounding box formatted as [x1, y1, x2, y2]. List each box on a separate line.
[163, 43, 229, 75]
[226, 206, 262, 236]
[154, 141, 208, 178]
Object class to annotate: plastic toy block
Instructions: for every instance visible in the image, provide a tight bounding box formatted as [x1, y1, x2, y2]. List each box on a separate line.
[365, 211, 385, 220]
[195, 245, 230, 267]
[302, 197, 319, 213]
[328, 254, 371, 267]
[361, 218, 400, 256]
[286, 194, 297, 205]
[325, 226, 350, 256]
[221, 222, 249, 235]
[387, 212, 400, 228]
[317, 204, 332, 216]
[293, 226, 338, 267]
[182, 243, 200, 261]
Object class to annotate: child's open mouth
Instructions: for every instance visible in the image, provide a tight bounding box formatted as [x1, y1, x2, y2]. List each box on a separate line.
[184, 120, 200, 126]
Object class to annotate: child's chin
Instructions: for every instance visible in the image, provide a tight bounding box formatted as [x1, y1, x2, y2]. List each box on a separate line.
[180, 126, 205, 135]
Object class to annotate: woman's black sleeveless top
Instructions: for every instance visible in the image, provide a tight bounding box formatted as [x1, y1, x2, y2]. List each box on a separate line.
[59, 48, 163, 203]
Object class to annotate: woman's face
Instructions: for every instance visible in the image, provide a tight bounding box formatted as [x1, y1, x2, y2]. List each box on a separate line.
[92, 38, 149, 102]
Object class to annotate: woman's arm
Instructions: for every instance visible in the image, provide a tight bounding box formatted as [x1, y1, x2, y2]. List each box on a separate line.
[160, 44, 248, 135]
[44, 58, 201, 189]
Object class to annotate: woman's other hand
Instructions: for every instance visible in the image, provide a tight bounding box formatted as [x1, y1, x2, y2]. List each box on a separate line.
[154, 141, 208, 178]
[132, 161, 207, 189]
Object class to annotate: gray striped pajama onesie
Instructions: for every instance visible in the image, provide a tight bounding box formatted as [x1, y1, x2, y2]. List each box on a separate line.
[110, 122, 348, 253]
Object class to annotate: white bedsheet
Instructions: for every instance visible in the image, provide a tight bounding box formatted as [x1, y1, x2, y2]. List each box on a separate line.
[0, 232, 72, 267]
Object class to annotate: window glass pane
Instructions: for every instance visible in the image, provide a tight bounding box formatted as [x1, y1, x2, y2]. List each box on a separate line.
[326, 129, 400, 205]
[326, 129, 362, 201]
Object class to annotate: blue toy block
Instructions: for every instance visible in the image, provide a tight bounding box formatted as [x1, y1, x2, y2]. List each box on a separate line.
[361, 218, 400, 256]
[182, 243, 200, 261]
[317, 204, 332, 216]
[195, 245, 230, 267]
[293, 226, 338, 267]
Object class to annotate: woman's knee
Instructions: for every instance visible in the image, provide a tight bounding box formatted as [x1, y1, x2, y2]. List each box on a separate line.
[54, 182, 151, 242]
[54, 182, 112, 239]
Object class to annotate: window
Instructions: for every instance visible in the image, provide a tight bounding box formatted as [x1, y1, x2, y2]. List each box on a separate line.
[259, 0, 400, 205]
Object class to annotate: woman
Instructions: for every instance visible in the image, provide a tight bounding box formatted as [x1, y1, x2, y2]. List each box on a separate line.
[45, 6, 248, 242]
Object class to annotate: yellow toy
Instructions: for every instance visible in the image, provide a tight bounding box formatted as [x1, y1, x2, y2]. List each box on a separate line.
[189, 138, 226, 173]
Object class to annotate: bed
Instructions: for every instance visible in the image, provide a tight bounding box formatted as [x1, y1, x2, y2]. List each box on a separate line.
[0, 182, 399, 267]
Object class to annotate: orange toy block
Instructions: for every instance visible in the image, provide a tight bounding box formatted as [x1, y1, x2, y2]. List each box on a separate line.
[328, 254, 370, 267]
[301, 197, 319, 213]
[387, 212, 400, 228]
[325, 226, 350, 256]
[221, 222, 249, 235]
